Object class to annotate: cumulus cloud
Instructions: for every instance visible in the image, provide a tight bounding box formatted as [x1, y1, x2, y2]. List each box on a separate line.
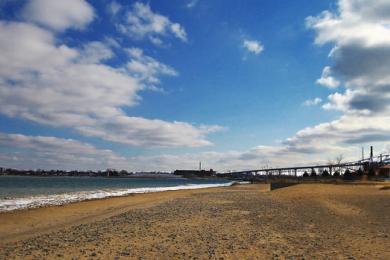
[307, 0, 390, 115]
[303, 97, 322, 106]
[316, 66, 340, 88]
[117, 2, 187, 44]
[21, 0, 94, 31]
[243, 39, 264, 55]
[282, 114, 390, 155]
[0, 3, 221, 148]
[306, 0, 390, 47]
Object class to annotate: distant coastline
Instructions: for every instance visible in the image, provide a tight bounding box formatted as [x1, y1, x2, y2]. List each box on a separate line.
[0, 167, 173, 178]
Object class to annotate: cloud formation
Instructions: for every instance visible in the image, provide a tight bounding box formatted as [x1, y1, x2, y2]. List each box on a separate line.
[0, 3, 221, 148]
[307, 0, 390, 115]
[0, 132, 126, 170]
[21, 0, 94, 31]
[243, 39, 264, 55]
[281, 0, 390, 156]
[126, 47, 178, 85]
[316, 66, 340, 88]
[117, 2, 187, 44]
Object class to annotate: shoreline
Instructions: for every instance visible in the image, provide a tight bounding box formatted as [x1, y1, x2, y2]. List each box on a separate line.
[1, 183, 389, 259]
[0, 184, 242, 244]
[0, 178, 235, 213]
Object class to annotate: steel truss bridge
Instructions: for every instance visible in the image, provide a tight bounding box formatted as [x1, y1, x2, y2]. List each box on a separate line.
[219, 153, 390, 177]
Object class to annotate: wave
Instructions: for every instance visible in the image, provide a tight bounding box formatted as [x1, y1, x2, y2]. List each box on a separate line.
[0, 182, 235, 212]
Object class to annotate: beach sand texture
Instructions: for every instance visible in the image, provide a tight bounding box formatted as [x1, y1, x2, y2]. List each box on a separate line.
[0, 183, 389, 259]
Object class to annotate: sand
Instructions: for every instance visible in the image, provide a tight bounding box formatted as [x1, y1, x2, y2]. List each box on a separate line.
[0, 183, 389, 259]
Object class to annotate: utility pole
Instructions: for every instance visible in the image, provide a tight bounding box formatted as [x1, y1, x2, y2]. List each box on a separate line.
[362, 147, 364, 161]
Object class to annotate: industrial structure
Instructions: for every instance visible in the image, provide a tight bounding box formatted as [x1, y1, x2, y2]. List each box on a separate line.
[218, 146, 390, 180]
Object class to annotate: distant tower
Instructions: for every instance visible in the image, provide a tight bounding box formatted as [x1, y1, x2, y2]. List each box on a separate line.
[370, 146, 373, 162]
[199, 161, 202, 171]
[362, 147, 364, 161]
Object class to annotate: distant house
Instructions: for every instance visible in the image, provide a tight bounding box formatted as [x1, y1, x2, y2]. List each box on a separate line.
[174, 169, 216, 178]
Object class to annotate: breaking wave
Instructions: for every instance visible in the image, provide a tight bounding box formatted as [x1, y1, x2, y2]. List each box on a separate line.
[0, 182, 235, 212]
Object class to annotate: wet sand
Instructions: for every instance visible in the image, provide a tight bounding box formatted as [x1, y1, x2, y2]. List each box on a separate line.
[0, 183, 389, 259]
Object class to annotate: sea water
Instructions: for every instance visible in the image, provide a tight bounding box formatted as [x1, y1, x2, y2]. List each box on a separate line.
[0, 175, 233, 212]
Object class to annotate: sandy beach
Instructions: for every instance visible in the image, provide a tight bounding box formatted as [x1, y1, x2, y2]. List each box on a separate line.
[1, 183, 389, 259]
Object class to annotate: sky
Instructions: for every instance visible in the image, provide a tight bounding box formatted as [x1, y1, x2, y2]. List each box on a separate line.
[0, 0, 390, 172]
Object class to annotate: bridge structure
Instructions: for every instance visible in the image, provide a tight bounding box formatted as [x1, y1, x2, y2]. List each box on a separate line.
[218, 153, 390, 178]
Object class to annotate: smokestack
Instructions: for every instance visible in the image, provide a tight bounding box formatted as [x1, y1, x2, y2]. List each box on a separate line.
[199, 161, 202, 171]
[370, 146, 373, 161]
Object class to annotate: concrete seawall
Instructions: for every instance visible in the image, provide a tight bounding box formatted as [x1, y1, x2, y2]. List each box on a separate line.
[269, 182, 298, 191]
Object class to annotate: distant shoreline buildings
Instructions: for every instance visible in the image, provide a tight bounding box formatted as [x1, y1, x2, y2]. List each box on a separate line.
[173, 169, 216, 178]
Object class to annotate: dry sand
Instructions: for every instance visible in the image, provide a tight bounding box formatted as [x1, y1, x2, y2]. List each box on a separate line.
[0, 183, 389, 259]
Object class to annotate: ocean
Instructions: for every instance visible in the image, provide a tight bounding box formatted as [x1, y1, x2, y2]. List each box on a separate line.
[0, 175, 233, 212]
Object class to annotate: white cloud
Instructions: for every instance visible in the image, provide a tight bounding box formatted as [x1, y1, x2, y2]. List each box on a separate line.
[79, 41, 114, 64]
[21, 0, 94, 31]
[303, 97, 322, 106]
[282, 114, 390, 155]
[307, 0, 390, 115]
[126, 47, 178, 85]
[118, 2, 187, 44]
[0, 132, 127, 170]
[243, 39, 264, 55]
[170, 23, 187, 42]
[0, 18, 221, 148]
[316, 66, 340, 88]
[306, 0, 390, 47]
[322, 90, 354, 112]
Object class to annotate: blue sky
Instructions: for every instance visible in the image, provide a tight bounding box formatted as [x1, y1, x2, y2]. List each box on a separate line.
[0, 0, 389, 171]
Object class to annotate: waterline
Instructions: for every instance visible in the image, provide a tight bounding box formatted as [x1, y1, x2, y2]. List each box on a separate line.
[0, 181, 234, 212]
